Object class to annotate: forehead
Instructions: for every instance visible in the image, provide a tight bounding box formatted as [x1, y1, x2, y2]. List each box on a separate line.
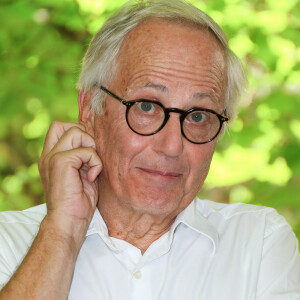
[114, 19, 227, 100]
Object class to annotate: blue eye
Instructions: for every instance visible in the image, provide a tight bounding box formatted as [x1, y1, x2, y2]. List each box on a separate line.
[137, 102, 156, 113]
[190, 111, 206, 123]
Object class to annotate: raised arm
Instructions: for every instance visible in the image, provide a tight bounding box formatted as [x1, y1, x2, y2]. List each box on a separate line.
[0, 121, 102, 300]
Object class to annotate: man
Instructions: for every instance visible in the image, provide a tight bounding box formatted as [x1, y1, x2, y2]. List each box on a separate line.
[0, 0, 299, 299]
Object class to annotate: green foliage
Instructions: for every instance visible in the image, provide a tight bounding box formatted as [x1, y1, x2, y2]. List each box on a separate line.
[0, 0, 299, 238]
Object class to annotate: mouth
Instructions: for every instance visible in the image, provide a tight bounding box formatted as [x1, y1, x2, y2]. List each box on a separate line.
[138, 167, 182, 179]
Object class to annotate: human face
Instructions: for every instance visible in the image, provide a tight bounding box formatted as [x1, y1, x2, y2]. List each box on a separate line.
[93, 20, 227, 218]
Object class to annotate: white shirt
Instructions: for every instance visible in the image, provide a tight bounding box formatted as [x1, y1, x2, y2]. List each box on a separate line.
[0, 198, 299, 299]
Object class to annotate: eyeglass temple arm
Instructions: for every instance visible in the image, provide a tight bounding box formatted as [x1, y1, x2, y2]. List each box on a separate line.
[222, 109, 229, 121]
[100, 86, 126, 104]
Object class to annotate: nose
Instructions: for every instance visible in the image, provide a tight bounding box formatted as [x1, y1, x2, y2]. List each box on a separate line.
[153, 114, 183, 157]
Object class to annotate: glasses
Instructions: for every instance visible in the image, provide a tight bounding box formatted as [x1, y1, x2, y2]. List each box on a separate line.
[100, 86, 229, 144]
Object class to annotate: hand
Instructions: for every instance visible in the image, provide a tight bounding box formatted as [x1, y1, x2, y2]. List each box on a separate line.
[38, 121, 102, 241]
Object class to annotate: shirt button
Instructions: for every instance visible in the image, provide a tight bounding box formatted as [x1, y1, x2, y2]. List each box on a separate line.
[133, 270, 142, 279]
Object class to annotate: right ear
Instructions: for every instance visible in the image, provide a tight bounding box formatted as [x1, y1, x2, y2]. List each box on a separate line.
[78, 89, 96, 137]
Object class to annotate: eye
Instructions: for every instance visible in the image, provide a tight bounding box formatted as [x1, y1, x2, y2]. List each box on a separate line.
[137, 102, 156, 113]
[189, 111, 207, 123]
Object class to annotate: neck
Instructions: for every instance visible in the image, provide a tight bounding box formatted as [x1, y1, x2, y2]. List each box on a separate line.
[97, 194, 178, 254]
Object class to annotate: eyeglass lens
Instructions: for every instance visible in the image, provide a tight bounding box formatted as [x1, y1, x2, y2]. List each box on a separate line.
[126, 101, 221, 143]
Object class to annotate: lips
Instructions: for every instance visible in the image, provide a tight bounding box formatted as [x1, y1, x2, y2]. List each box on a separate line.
[138, 167, 182, 178]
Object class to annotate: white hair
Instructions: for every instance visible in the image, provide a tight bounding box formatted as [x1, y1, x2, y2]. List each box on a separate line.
[77, 0, 247, 122]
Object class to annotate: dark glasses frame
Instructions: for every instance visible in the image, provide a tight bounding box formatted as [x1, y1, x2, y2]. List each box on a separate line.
[100, 86, 229, 144]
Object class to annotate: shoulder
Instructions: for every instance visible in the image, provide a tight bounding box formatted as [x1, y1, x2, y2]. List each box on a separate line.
[193, 199, 300, 294]
[0, 204, 47, 226]
[0, 204, 47, 273]
[195, 198, 291, 238]
[0, 204, 47, 247]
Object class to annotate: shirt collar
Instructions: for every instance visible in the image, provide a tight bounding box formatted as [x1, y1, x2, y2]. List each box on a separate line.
[177, 199, 219, 254]
[86, 197, 219, 254]
[86, 208, 108, 238]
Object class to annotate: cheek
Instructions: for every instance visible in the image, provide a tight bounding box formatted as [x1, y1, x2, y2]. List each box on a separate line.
[94, 114, 148, 174]
[185, 142, 216, 188]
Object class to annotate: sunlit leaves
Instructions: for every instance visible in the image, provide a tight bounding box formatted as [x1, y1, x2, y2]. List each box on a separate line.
[206, 144, 291, 187]
[256, 11, 288, 34]
[77, 0, 106, 15]
[23, 111, 50, 139]
[265, 0, 299, 13]
[230, 185, 253, 204]
[229, 34, 255, 58]
[290, 120, 300, 140]
[0, 0, 299, 237]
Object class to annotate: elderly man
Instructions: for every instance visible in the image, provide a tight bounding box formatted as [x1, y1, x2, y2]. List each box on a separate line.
[0, 0, 299, 299]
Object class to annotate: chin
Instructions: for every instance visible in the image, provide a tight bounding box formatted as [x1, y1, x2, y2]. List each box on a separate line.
[129, 188, 184, 216]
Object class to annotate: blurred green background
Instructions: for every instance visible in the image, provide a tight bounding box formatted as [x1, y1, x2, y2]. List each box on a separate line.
[0, 0, 299, 238]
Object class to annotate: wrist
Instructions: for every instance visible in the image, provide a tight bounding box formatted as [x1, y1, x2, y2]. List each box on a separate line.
[40, 213, 89, 255]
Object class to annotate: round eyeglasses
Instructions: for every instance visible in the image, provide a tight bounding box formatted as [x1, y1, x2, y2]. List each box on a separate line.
[100, 86, 229, 144]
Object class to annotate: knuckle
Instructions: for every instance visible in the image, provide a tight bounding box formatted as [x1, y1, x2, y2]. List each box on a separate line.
[86, 146, 97, 154]
[68, 126, 82, 135]
[49, 152, 64, 167]
[49, 120, 61, 130]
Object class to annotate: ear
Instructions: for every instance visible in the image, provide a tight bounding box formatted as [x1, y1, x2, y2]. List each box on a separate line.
[78, 90, 95, 137]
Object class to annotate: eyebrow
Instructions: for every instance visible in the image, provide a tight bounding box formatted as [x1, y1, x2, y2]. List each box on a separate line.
[142, 81, 216, 103]
[193, 92, 215, 103]
[144, 82, 167, 92]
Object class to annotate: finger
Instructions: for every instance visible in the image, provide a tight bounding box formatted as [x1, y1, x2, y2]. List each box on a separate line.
[51, 147, 103, 175]
[42, 121, 86, 156]
[49, 126, 96, 155]
[87, 164, 102, 182]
